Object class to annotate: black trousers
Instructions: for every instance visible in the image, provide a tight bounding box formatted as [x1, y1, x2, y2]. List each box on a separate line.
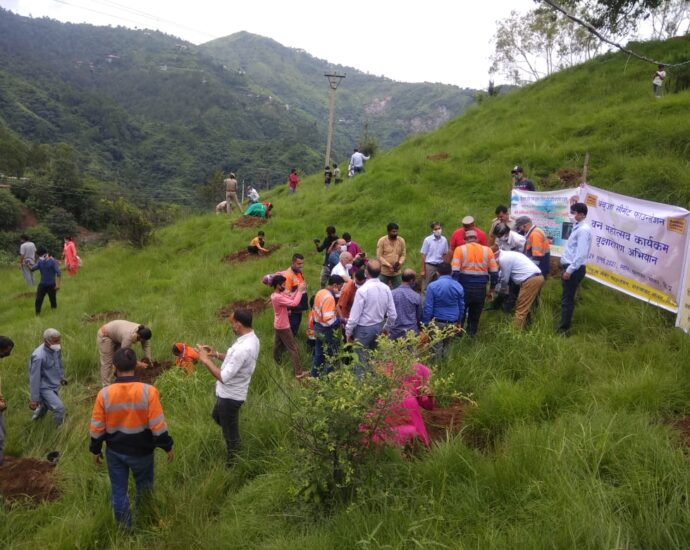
[212, 396, 244, 465]
[35, 283, 57, 314]
[462, 285, 486, 336]
[560, 265, 586, 330]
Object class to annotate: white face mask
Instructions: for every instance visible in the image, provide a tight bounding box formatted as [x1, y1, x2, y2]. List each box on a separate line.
[335, 292, 341, 298]
[433, 229, 442, 237]
[345, 263, 353, 270]
[340, 245, 347, 252]
[49, 344, 61, 351]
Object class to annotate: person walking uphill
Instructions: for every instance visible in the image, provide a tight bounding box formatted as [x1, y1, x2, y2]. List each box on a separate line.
[89, 347, 174, 530]
[224, 172, 242, 213]
[31, 247, 61, 315]
[29, 328, 66, 427]
[97, 321, 153, 387]
[196, 308, 260, 466]
[270, 274, 307, 378]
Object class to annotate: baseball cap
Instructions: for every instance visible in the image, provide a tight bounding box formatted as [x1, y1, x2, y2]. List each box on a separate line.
[462, 215, 475, 225]
[511, 165, 523, 174]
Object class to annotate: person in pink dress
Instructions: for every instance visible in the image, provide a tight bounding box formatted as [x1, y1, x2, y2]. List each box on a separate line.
[62, 236, 79, 277]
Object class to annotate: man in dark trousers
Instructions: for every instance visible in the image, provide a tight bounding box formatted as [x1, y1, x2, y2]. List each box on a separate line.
[31, 247, 61, 315]
[196, 309, 260, 466]
[89, 347, 174, 529]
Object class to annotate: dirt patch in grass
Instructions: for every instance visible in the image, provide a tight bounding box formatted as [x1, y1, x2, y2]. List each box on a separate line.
[15, 291, 35, 299]
[136, 361, 173, 384]
[218, 298, 269, 320]
[0, 457, 60, 504]
[83, 311, 127, 323]
[671, 417, 690, 447]
[426, 152, 449, 161]
[222, 244, 281, 264]
[232, 216, 268, 229]
[424, 400, 468, 443]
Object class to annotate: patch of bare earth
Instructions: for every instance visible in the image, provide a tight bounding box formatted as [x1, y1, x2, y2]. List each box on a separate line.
[423, 400, 468, 443]
[222, 244, 281, 264]
[232, 216, 268, 229]
[218, 298, 269, 320]
[135, 360, 173, 384]
[0, 457, 60, 504]
[426, 152, 449, 161]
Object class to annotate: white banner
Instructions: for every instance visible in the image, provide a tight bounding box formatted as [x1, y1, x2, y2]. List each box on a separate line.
[580, 184, 690, 312]
[674, 238, 690, 331]
[510, 188, 579, 256]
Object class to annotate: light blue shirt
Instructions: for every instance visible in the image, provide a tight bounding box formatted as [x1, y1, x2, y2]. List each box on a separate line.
[29, 344, 64, 401]
[420, 234, 449, 265]
[561, 221, 592, 273]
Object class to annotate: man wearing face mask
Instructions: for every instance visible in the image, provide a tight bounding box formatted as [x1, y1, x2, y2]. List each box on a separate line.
[97, 321, 153, 386]
[492, 222, 526, 252]
[511, 165, 535, 191]
[389, 269, 422, 340]
[420, 222, 449, 289]
[28, 328, 66, 426]
[31, 246, 61, 315]
[377, 223, 406, 289]
[311, 275, 345, 376]
[515, 216, 551, 277]
[558, 203, 593, 333]
[282, 254, 309, 335]
[337, 269, 367, 330]
[270, 274, 307, 377]
[330, 251, 353, 282]
[314, 226, 338, 287]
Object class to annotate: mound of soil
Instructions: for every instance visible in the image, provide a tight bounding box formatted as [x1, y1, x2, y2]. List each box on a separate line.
[232, 216, 268, 229]
[218, 298, 269, 320]
[426, 152, 449, 161]
[83, 311, 127, 323]
[14, 291, 35, 299]
[423, 400, 468, 443]
[0, 457, 60, 504]
[136, 361, 173, 384]
[222, 244, 281, 264]
[671, 417, 690, 447]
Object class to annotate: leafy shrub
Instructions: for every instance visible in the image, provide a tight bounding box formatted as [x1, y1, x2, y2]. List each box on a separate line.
[25, 225, 61, 257]
[44, 207, 79, 239]
[100, 198, 154, 248]
[0, 189, 23, 230]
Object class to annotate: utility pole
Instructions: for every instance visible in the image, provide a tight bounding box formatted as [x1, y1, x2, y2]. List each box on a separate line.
[324, 72, 345, 169]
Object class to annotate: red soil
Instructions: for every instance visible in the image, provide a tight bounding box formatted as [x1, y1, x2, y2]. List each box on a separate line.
[0, 456, 60, 504]
[135, 360, 173, 384]
[423, 400, 468, 443]
[222, 244, 281, 263]
[232, 216, 268, 229]
[218, 298, 269, 320]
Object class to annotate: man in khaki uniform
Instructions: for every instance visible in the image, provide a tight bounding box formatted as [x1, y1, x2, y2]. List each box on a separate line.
[97, 321, 152, 386]
[224, 173, 242, 213]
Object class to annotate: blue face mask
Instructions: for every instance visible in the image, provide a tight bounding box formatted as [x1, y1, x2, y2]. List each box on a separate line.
[292, 267, 302, 274]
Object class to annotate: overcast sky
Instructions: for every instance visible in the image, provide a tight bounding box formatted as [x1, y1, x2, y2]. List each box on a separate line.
[1, 0, 538, 88]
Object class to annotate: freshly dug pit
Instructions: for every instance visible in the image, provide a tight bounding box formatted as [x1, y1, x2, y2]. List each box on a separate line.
[218, 298, 269, 320]
[232, 216, 268, 229]
[0, 456, 60, 504]
[671, 417, 690, 447]
[222, 244, 281, 264]
[83, 311, 127, 323]
[426, 152, 449, 161]
[135, 360, 173, 384]
[423, 400, 468, 443]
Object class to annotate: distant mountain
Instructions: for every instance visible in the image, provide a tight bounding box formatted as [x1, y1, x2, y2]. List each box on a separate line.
[0, 9, 477, 201]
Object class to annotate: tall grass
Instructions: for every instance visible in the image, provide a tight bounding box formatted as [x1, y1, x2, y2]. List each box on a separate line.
[1, 36, 690, 548]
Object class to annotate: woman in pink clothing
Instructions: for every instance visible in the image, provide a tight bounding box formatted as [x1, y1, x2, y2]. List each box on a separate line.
[363, 363, 435, 448]
[270, 274, 307, 377]
[62, 236, 79, 277]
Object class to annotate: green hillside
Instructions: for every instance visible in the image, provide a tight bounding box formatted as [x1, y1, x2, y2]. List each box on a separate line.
[1, 36, 690, 548]
[0, 10, 475, 201]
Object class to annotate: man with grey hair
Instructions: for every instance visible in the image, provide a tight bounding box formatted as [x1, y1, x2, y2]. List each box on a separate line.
[29, 328, 66, 426]
[330, 251, 353, 282]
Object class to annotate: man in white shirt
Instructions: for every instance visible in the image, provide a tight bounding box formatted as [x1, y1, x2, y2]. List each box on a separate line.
[197, 308, 260, 466]
[350, 148, 370, 174]
[330, 252, 353, 282]
[420, 221, 449, 289]
[345, 260, 397, 373]
[495, 250, 545, 329]
[19, 234, 37, 286]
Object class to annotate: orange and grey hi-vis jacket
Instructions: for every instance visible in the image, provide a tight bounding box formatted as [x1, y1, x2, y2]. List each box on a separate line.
[89, 376, 173, 456]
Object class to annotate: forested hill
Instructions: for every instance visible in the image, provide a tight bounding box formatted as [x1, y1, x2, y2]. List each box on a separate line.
[0, 9, 476, 202]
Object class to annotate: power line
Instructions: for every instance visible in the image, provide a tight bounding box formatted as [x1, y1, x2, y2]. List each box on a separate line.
[539, 0, 690, 67]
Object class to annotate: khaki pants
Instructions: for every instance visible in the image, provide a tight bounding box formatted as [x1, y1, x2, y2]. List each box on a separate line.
[225, 191, 242, 213]
[423, 263, 441, 289]
[97, 332, 117, 386]
[514, 275, 545, 329]
[273, 328, 303, 376]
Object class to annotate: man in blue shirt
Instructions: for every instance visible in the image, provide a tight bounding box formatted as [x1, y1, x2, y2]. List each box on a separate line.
[389, 269, 422, 340]
[422, 263, 465, 360]
[28, 328, 66, 426]
[31, 247, 61, 315]
[559, 202, 593, 333]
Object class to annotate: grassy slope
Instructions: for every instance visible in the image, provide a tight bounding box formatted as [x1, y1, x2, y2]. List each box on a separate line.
[1, 37, 690, 548]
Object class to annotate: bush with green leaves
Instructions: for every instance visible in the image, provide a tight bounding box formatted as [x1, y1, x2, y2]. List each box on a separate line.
[100, 197, 154, 248]
[0, 189, 22, 231]
[43, 207, 79, 240]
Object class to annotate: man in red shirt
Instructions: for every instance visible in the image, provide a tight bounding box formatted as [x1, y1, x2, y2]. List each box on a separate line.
[447, 216, 487, 260]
